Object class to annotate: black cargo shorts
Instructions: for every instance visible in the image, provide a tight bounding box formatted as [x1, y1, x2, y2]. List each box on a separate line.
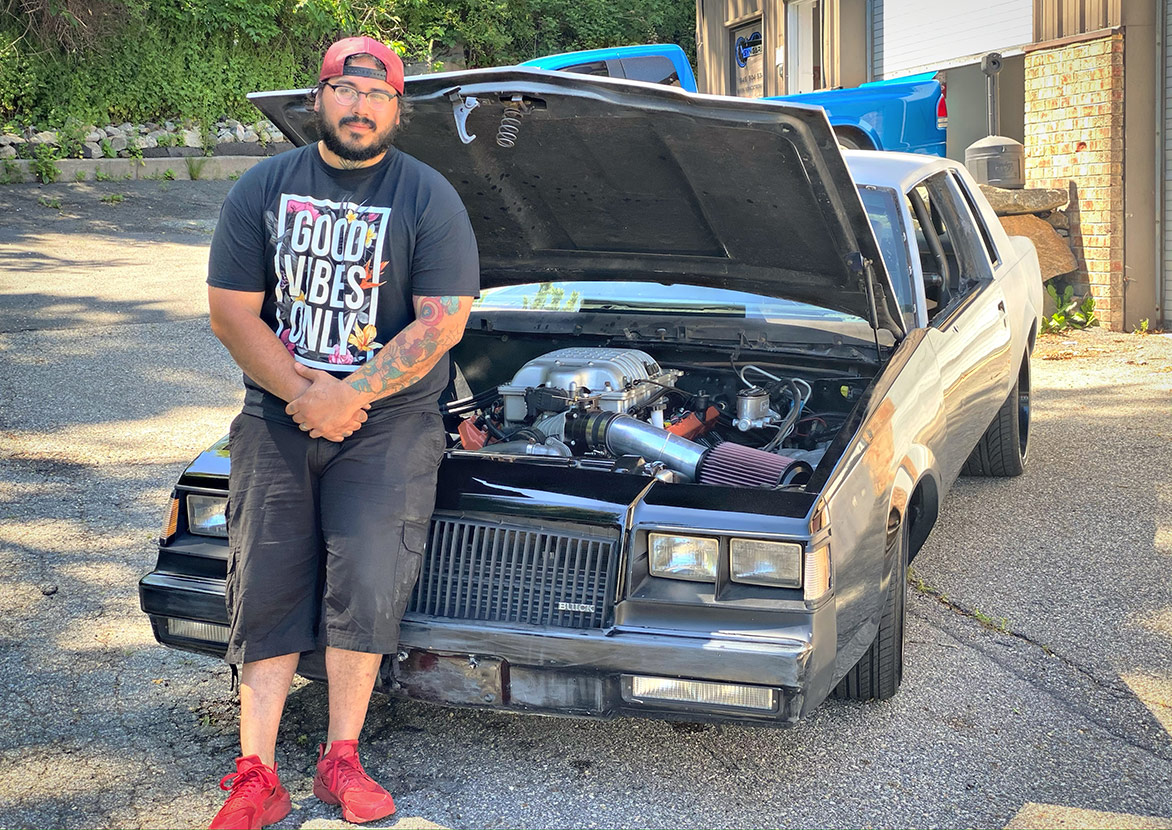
[223, 409, 445, 664]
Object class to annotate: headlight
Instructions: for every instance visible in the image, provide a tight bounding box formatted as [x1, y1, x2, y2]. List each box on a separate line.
[648, 533, 718, 581]
[186, 494, 228, 538]
[730, 538, 802, 588]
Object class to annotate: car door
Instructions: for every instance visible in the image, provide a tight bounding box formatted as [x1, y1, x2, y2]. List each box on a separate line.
[911, 170, 1013, 488]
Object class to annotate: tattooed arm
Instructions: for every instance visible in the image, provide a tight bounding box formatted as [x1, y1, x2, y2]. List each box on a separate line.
[210, 286, 368, 441]
[285, 295, 473, 437]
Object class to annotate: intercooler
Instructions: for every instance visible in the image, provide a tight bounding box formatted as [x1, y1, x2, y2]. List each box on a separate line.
[408, 516, 619, 630]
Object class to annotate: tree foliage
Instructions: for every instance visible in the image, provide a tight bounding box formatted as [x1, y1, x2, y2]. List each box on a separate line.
[0, 0, 695, 127]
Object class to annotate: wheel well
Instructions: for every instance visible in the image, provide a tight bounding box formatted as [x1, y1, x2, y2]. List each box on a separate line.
[833, 125, 876, 151]
[906, 477, 939, 561]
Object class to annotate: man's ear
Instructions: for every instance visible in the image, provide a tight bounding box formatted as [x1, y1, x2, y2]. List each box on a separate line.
[312, 89, 321, 114]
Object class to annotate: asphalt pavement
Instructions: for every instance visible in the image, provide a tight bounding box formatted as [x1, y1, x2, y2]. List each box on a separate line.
[0, 179, 1169, 829]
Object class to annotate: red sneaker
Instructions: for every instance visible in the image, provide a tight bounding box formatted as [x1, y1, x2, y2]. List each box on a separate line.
[209, 755, 291, 830]
[312, 740, 396, 824]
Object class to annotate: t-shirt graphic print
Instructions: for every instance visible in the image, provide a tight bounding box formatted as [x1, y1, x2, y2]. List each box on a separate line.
[271, 193, 392, 372]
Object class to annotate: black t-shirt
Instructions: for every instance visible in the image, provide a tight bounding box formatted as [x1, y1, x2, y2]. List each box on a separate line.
[207, 143, 480, 423]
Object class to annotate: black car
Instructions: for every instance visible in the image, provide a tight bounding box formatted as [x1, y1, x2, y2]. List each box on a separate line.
[141, 68, 1042, 724]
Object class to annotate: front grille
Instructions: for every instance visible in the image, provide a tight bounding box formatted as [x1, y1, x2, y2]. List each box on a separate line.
[408, 516, 618, 629]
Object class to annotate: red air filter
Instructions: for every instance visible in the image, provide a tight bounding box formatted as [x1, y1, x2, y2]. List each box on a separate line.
[696, 442, 811, 488]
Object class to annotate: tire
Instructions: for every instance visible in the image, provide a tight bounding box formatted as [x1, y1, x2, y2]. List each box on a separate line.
[834, 127, 873, 151]
[961, 357, 1030, 477]
[833, 525, 907, 701]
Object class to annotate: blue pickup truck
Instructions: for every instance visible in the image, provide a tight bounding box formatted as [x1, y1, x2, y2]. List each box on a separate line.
[521, 43, 946, 156]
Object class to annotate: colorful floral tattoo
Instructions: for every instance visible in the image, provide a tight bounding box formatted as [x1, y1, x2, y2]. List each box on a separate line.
[346, 295, 470, 398]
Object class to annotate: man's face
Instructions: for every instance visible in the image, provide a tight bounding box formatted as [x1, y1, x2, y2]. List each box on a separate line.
[314, 55, 401, 162]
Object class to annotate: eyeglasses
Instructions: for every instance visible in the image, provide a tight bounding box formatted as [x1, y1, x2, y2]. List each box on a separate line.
[321, 82, 397, 109]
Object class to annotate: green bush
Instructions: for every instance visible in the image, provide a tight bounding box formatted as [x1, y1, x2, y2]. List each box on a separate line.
[1, 0, 695, 128]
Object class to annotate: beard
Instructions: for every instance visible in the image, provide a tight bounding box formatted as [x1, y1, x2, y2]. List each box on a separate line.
[318, 113, 400, 162]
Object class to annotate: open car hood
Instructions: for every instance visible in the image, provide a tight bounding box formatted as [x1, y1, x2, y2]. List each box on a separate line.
[249, 68, 903, 336]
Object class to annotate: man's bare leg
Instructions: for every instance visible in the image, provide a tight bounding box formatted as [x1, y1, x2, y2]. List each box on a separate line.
[324, 646, 382, 750]
[239, 653, 300, 767]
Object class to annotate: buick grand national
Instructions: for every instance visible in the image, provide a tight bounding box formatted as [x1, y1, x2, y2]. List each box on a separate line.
[139, 68, 1042, 724]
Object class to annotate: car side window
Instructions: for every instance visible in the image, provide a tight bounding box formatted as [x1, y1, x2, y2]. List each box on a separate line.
[617, 56, 682, 86]
[559, 60, 613, 77]
[906, 172, 994, 320]
[950, 171, 1001, 268]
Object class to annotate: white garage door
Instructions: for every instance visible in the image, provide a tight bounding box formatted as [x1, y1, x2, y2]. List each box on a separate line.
[872, 0, 1033, 79]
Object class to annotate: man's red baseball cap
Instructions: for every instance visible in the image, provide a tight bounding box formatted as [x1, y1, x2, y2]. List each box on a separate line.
[319, 36, 404, 95]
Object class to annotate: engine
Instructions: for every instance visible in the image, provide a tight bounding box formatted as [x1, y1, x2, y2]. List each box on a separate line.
[498, 347, 680, 425]
[448, 347, 840, 490]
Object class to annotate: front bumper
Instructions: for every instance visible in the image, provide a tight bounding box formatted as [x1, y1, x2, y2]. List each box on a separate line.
[140, 566, 831, 724]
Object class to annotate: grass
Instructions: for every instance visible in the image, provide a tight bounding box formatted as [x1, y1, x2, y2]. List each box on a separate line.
[100, 193, 126, 204]
[37, 195, 61, 210]
[185, 156, 208, 181]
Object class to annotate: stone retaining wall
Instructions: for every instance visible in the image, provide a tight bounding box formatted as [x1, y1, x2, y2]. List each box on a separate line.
[0, 118, 293, 163]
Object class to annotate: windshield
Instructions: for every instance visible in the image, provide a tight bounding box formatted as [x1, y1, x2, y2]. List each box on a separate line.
[474, 282, 867, 323]
[857, 184, 915, 320]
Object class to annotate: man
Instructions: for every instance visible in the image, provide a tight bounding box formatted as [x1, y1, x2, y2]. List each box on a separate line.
[205, 35, 479, 830]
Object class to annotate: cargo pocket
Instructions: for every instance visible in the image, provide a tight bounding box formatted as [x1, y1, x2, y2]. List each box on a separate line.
[391, 520, 429, 621]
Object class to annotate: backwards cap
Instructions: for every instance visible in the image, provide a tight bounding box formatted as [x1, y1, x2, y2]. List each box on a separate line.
[319, 36, 404, 95]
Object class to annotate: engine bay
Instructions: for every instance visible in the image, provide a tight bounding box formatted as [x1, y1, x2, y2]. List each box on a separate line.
[445, 342, 871, 491]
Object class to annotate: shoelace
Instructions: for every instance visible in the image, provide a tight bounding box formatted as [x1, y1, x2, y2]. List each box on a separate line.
[330, 754, 373, 794]
[220, 765, 273, 799]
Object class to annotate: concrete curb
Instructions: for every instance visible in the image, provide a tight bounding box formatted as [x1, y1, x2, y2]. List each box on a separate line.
[1, 155, 266, 184]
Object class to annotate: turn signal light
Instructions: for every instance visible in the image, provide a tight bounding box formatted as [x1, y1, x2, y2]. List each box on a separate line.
[160, 494, 180, 544]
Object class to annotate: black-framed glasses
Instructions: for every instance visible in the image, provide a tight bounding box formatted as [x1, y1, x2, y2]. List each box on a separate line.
[321, 81, 397, 109]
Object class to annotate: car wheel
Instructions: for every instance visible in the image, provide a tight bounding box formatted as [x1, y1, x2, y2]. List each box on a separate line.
[832, 524, 906, 701]
[834, 128, 873, 151]
[961, 357, 1030, 477]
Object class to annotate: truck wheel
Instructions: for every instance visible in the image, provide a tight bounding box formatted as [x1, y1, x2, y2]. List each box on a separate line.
[833, 525, 906, 701]
[961, 357, 1030, 477]
[834, 127, 874, 151]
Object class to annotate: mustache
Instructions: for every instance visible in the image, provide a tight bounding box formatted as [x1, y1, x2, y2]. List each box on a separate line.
[340, 115, 377, 130]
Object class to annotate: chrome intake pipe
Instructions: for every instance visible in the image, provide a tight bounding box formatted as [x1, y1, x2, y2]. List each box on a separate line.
[566, 412, 707, 480]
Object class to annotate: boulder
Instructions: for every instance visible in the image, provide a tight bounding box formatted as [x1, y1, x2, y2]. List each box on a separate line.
[31, 130, 57, 144]
[0, 145, 15, 159]
[1044, 210, 1069, 230]
[182, 129, 203, 148]
[107, 135, 128, 154]
[0, 134, 23, 146]
[999, 214, 1077, 280]
[980, 183, 1069, 216]
[84, 127, 105, 142]
[84, 142, 102, 159]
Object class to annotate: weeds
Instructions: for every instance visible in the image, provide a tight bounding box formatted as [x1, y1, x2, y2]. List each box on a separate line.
[93, 167, 115, 182]
[29, 144, 61, 183]
[99, 192, 126, 204]
[1042, 283, 1099, 333]
[37, 195, 61, 210]
[100, 139, 116, 159]
[73, 170, 87, 182]
[1, 160, 25, 184]
[185, 155, 208, 180]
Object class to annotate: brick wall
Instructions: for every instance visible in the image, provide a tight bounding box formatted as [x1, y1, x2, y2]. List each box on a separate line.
[1023, 32, 1124, 329]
